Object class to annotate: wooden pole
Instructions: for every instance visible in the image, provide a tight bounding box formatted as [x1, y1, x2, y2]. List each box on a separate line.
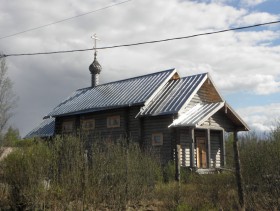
[190, 128, 195, 168]
[175, 144, 181, 182]
[207, 129, 211, 168]
[233, 131, 245, 210]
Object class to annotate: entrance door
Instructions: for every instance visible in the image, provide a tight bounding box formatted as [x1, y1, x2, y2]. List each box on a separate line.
[196, 138, 207, 168]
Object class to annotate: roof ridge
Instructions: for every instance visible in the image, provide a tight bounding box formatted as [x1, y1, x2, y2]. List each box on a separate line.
[180, 72, 208, 80]
[77, 68, 176, 91]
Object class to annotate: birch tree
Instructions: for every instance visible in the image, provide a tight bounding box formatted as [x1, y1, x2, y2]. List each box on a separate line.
[0, 55, 17, 136]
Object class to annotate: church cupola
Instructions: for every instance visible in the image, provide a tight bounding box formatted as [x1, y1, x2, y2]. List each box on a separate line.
[89, 34, 102, 87]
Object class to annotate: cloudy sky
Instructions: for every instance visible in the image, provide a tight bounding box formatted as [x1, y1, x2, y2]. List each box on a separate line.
[1, 0, 280, 136]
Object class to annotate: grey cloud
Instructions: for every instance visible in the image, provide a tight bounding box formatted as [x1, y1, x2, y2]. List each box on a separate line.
[1, 0, 279, 135]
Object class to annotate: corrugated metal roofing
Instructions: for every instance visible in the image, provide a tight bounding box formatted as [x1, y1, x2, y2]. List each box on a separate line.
[47, 68, 176, 117]
[138, 73, 207, 116]
[24, 117, 55, 138]
[169, 102, 225, 127]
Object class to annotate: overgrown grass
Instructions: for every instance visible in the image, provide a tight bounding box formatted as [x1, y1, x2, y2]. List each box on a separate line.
[240, 125, 280, 210]
[0, 122, 279, 210]
[0, 136, 163, 210]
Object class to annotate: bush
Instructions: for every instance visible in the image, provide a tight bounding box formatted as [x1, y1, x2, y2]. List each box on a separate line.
[155, 173, 238, 211]
[1, 141, 51, 210]
[0, 136, 162, 210]
[240, 123, 280, 210]
[0, 127, 20, 147]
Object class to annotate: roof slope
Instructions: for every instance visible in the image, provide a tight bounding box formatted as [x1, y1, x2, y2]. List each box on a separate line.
[25, 118, 55, 138]
[47, 68, 176, 117]
[138, 73, 207, 116]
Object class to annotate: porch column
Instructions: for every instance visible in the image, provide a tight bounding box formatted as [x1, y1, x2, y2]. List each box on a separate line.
[207, 129, 211, 168]
[221, 130, 226, 166]
[233, 131, 245, 210]
[190, 128, 195, 168]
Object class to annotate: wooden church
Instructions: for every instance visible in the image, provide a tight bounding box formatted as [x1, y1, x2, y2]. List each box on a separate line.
[26, 49, 249, 171]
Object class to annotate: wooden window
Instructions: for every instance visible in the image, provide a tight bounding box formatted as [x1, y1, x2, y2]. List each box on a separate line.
[107, 115, 120, 128]
[62, 121, 74, 132]
[81, 119, 95, 130]
[152, 132, 163, 146]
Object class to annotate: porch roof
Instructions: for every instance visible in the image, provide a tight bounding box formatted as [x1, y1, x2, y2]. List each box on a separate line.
[168, 102, 250, 131]
[168, 102, 225, 128]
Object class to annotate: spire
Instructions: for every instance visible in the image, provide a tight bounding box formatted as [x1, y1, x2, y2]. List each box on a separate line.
[89, 34, 102, 87]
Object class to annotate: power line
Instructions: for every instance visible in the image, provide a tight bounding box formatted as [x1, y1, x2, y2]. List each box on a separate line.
[0, 0, 133, 40]
[1, 20, 280, 58]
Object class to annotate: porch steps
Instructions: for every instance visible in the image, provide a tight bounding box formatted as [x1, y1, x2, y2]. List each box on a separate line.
[196, 168, 220, 174]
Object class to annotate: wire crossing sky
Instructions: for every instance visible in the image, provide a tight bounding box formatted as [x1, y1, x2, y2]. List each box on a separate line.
[1, 20, 280, 58]
[0, 0, 134, 40]
[1, 0, 280, 135]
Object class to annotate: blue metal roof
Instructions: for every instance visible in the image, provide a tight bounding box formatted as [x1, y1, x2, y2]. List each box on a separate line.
[25, 69, 249, 138]
[47, 68, 176, 117]
[24, 117, 55, 138]
[138, 73, 207, 116]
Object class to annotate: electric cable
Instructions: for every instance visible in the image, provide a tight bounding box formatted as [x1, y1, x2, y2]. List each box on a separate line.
[1, 20, 280, 58]
[0, 0, 133, 40]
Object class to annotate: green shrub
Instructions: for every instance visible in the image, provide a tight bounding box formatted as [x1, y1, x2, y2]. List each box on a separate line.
[1, 141, 51, 210]
[240, 126, 280, 210]
[0, 136, 162, 210]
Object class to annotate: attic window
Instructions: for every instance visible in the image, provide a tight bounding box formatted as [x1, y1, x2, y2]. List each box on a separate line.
[152, 132, 163, 146]
[171, 72, 180, 80]
[81, 119, 95, 130]
[62, 121, 74, 132]
[107, 115, 120, 128]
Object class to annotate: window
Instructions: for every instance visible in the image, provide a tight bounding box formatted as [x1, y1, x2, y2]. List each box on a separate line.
[152, 132, 163, 146]
[62, 121, 74, 132]
[81, 119, 95, 130]
[107, 115, 120, 128]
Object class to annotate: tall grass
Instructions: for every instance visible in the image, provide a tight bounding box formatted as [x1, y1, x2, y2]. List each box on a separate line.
[0, 136, 162, 210]
[0, 122, 279, 210]
[240, 125, 280, 210]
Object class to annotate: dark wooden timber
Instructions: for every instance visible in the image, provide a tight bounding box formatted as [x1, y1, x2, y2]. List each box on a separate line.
[207, 129, 211, 168]
[190, 128, 195, 168]
[233, 131, 245, 210]
[175, 144, 181, 181]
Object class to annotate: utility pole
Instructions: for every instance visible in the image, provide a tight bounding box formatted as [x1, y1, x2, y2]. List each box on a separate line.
[233, 131, 245, 210]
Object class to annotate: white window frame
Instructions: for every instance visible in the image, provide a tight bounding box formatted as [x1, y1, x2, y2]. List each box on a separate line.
[107, 115, 120, 128]
[62, 121, 74, 132]
[81, 119, 95, 130]
[152, 132, 163, 146]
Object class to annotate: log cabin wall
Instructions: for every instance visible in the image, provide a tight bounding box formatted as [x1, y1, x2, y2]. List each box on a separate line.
[127, 106, 142, 142]
[210, 130, 222, 168]
[179, 128, 192, 167]
[201, 110, 236, 132]
[55, 106, 142, 143]
[55, 116, 77, 135]
[142, 115, 174, 164]
[54, 107, 177, 164]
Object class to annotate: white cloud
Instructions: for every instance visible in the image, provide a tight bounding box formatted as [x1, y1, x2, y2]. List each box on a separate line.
[237, 12, 279, 25]
[240, 0, 267, 7]
[0, 0, 279, 135]
[237, 103, 280, 132]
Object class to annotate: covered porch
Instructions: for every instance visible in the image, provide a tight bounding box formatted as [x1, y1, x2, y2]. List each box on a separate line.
[169, 102, 249, 172]
[178, 128, 225, 171]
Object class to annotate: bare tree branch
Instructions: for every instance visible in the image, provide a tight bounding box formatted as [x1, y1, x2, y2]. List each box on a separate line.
[0, 54, 17, 135]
